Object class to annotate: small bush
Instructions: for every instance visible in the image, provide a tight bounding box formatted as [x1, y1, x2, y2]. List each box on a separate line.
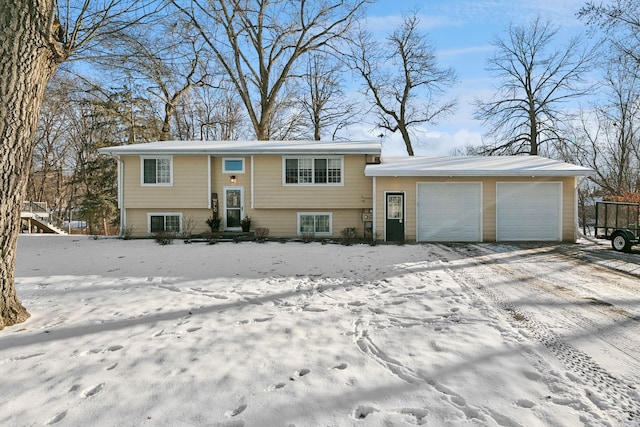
[341, 227, 356, 246]
[203, 231, 219, 244]
[153, 230, 176, 245]
[121, 226, 134, 240]
[255, 227, 269, 242]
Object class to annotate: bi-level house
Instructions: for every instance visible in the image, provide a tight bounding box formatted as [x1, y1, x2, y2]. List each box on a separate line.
[98, 140, 594, 242]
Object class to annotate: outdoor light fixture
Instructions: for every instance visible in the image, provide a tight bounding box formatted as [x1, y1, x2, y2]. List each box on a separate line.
[230, 175, 237, 184]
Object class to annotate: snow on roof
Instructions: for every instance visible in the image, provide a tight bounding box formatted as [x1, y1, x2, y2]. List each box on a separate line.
[98, 140, 382, 156]
[365, 156, 594, 177]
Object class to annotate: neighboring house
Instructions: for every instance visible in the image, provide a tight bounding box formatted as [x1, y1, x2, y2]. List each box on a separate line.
[98, 140, 594, 242]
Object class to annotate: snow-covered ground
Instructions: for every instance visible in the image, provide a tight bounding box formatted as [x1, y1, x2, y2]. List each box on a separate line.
[2, 235, 639, 426]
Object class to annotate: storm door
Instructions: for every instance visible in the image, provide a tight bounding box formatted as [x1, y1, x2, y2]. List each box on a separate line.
[224, 187, 243, 230]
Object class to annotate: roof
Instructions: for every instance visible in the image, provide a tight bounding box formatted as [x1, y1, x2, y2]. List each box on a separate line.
[365, 156, 594, 177]
[98, 140, 382, 156]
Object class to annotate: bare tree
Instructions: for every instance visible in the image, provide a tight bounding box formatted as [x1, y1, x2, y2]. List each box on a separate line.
[103, 12, 214, 141]
[0, 1, 158, 329]
[301, 53, 360, 140]
[573, 55, 640, 197]
[347, 12, 457, 156]
[172, 0, 370, 140]
[579, 0, 640, 66]
[474, 17, 597, 156]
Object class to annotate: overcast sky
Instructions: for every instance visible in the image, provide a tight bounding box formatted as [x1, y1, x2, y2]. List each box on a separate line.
[347, 0, 598, 156]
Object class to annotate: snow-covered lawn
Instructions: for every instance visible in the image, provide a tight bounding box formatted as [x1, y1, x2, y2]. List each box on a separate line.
[2, 235, 639, 426]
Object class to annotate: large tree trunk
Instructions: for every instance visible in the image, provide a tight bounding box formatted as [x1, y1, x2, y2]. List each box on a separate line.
[1, 1, 59, 329]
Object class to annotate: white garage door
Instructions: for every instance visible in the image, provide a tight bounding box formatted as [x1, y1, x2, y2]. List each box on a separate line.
[417, 182, 482, 242]
[497, 182, 562, 241]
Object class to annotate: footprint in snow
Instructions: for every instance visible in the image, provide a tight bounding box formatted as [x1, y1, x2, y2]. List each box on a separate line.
[354, 405, 377, 419]
[224, 403, 247, 417]
[82, 383, 105, 398]
[46, 410, 68, 425]
[107, 345, 123, 352]
[297, 368, 311, 377]
[289, 368, 311, 381]
[268, 382, 286, 391]
[333, 363, 348, 370]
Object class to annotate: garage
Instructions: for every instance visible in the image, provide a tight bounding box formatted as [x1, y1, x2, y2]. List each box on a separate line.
[417, 182, 482, 242]
[496, 182, 562, 241]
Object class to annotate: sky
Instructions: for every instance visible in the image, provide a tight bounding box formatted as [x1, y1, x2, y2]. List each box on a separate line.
[350, 0, 597, 156]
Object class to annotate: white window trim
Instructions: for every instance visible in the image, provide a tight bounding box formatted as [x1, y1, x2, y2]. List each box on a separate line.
[141, 156, 173, 186]
[223, 157, 245, 174]
[147, 212, 182, 234]
[282, 156, 344, 186]
[297, 212, 333, 236]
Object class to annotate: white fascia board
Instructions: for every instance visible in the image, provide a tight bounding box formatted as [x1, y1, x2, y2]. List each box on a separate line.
[365, 156, 595, 177]
[365, 169, 595, 177]
[98, 141, 382, 157]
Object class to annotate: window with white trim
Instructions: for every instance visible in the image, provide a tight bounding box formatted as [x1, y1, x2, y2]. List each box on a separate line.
[284, 157, 342, 184]
[142, 157, 172, 185]
[223, 158, 245, 173]
[148, 213, 181, 233]
[297, 213, 332, 235]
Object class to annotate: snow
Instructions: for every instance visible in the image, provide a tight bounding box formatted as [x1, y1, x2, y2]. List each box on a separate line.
[364, 156, 594, 177]
[98, 140, 381, 157]
[2, 235, 639, 426]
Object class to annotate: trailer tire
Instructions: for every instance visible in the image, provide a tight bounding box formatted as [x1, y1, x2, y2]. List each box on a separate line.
[611, 231, 632, 252]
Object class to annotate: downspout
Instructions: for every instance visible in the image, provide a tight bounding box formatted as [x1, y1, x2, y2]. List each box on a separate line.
[251, 155, 255, 209]
[116, 155, 125, 236]
[372, 176, 377, 241]
[207, 155, 212, 209]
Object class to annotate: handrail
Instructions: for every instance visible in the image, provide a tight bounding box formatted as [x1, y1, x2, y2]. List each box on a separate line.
[22, 201, 66, 234]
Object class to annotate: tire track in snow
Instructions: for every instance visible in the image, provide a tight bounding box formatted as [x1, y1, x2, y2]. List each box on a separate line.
[440, 243, 640, 425]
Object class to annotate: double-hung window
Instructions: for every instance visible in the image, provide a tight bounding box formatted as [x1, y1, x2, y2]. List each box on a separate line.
[148, 213, 181, 233]
[284, 157, 342, 185]
[297, 213, 332, 236]
[142, 157, 172, 185]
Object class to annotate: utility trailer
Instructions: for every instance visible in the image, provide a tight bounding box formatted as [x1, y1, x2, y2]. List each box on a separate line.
[594, 201, 640, 252]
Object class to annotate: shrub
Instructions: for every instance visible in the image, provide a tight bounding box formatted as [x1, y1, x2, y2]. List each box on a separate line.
[341, 227, 356, 246]
[153, 230, 175, 245]
[206, 216, 221, 232]
[255, 227, 269, 242]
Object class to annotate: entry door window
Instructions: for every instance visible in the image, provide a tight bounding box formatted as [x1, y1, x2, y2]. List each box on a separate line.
[225, 188, 243, 229]
[386, 193, 405, 242]
[387, 195, 403, 220]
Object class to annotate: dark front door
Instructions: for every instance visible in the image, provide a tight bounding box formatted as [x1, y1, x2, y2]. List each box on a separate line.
[386, 192, 405, 242]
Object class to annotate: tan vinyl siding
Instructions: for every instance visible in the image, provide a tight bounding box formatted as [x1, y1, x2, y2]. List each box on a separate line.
[122, 155, 210, 209]
[125, 208, 212, 237]
[124, 207, 366, 238]
[374, 176, 577, 242]
[210, 156, 252, 201]
[246, 208, 366, 238]
[250, 155, 373, 209]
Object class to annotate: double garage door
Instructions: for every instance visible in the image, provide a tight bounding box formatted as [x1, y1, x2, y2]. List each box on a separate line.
[416, 182, 562, 242]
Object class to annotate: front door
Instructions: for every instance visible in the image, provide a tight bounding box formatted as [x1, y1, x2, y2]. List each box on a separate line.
[224, 187, 243, 230]
[386, 192, 405, 242]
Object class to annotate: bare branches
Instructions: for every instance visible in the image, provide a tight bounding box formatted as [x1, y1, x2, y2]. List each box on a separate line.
[346, 11, 457, 155]
[173, 0, 370, 140]
[474, 16, 597, 155]
[51, 0, 163, 63]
